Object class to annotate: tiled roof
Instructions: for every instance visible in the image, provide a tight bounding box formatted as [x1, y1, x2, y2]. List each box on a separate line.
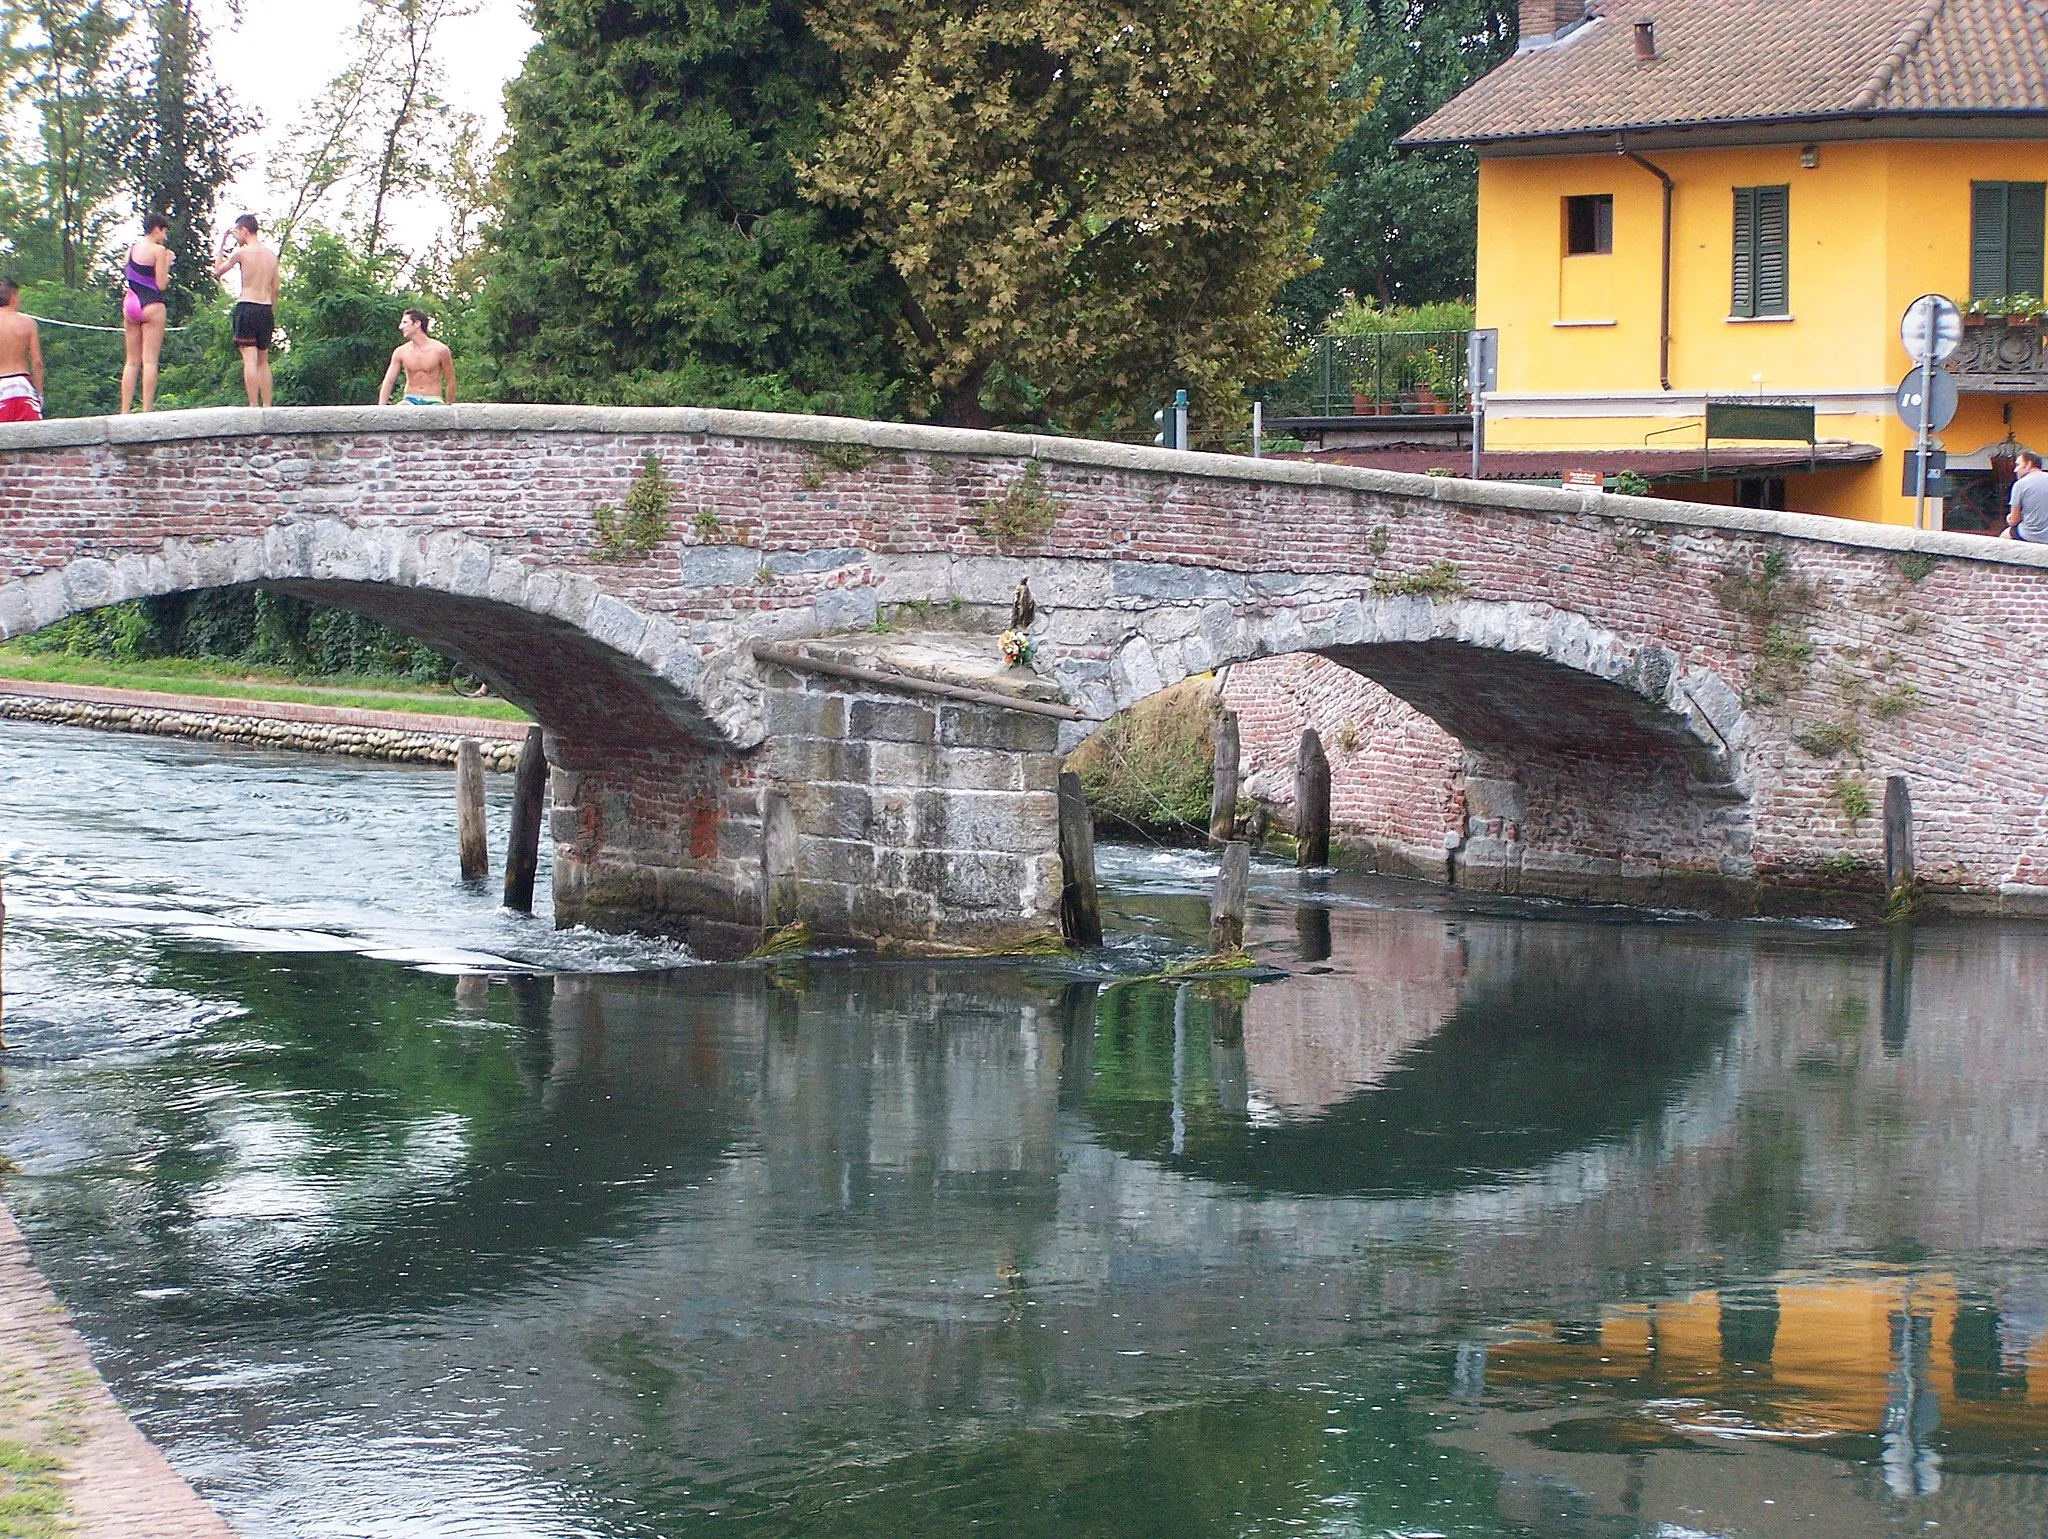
[1404, 0, 2048, 147]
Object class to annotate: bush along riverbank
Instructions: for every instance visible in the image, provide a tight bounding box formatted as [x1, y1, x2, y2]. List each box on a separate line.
[1065, 675, 1227, 842]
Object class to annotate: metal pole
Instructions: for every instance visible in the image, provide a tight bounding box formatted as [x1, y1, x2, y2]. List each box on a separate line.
[1915, 350, 1934, 530]
[1468, 330, 1483, 480]
[1173, 389, 1188, 453]
[1251, 400, 1262, 459]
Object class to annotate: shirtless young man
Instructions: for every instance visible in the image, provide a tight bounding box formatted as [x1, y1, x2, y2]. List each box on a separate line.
[0, 279, 44, 423]
[212, 214, 279, 407]
[377, 309, 456, 406]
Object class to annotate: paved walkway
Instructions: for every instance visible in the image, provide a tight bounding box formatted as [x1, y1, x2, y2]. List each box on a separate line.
[0, 1202, 236, 1537]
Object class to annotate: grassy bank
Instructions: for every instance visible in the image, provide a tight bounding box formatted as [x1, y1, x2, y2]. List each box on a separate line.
[0, 649, 531, 722]
[1065, 675, 1222, 839]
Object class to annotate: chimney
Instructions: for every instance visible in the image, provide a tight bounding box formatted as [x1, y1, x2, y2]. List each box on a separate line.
[1635, 19, 1657, 60]
[1518, 0, 1589, 49]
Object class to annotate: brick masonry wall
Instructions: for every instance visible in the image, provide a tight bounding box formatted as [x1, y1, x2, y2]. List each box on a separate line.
[1221, 654, 1463, 876]
[6, 406, 2048, 927]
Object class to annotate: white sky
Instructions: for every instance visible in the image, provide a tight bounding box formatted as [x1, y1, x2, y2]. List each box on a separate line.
[202, 0, 538, 257]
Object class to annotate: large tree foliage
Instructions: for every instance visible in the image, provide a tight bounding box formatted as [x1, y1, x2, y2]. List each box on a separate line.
[1282, 0, 1516, 328]
[803, 0, 1353, 435]
[475, 0, 905, 415]
[0, 0, 132, 287]
[269, 0, 477, 260]
[125, 0, 242, 320]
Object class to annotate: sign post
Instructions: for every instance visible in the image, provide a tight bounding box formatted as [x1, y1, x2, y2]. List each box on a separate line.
[1467, 328, 1498, 482]
[1899, 294, 1962, 530]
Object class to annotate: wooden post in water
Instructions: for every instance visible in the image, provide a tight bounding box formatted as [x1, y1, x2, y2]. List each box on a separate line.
[761, 790, 800, 935]
[1209, 711, 1240, 846]
[1, 870, 7, 1050]
[1210, 840, 1250, 954]
[502, 726, 547, 914]
[1294, 728, 1331, 869]
[456, 739, 489, 883]
[1056, 770, 1103, 947]
[1883, 774, 1915, 919]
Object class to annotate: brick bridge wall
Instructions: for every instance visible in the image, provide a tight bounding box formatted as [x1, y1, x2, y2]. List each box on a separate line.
[5, 405, 2048, 947]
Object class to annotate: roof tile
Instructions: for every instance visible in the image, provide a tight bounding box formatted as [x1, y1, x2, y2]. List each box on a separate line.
[1404, 0, 2048, 146]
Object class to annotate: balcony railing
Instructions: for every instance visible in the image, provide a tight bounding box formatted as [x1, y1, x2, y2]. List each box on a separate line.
[1950, 316, 2048, 392]
[1264, 332, 1470, 419]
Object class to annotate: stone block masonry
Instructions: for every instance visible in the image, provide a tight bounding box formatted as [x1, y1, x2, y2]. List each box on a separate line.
[8, 403, 2048, 941]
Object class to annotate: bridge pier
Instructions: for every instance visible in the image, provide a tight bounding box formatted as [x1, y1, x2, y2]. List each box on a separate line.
[547, 638, 1068, 959]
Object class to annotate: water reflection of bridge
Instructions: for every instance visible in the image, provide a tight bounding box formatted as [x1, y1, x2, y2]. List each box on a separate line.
[51, 899, 2048, 1534]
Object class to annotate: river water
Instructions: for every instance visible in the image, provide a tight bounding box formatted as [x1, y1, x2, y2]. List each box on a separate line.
[0, 717, 2045, 1538]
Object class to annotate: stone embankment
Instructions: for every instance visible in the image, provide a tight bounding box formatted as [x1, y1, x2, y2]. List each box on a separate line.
[0, 679, 528, 769]
[0, 1204, 236, 1536]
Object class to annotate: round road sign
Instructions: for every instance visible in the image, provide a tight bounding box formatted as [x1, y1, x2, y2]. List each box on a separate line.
[1900, 293, 1963, 363]
[1896, 367, 1958, 432]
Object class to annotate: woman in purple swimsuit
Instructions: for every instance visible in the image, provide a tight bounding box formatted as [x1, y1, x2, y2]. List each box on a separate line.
[121, 213, 172, 414]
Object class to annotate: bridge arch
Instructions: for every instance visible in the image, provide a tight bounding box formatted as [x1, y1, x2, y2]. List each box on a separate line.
[0, 519, 765, 752]
[1057, 596, 1758, 900]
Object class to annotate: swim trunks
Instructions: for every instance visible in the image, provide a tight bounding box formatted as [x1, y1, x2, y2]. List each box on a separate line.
[401, 394, 445, 406]
[233, 301, 274, 351]
[0, 373, 41, 423]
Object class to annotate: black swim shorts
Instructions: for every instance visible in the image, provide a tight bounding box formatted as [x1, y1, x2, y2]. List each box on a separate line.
[233, 302, 275, 351]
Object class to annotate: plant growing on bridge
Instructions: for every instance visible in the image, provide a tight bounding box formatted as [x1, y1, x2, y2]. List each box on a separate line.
[1871, 682, 1919, 721]
[591, 453, 675, 561]
[1897, 552, 1935, 584]
[976, 462, 1061, 549]
[1717, 549, 1818, 705]
[1827, 775, 1872, 825]
[800, 442, 879, 488]
[1372, 560, 1465, 598]
[1795, 717, 1862, 759]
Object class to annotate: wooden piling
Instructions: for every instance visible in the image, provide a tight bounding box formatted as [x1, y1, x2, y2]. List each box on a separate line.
[502, 726, 547, 914]
[761, 790, 800, 934]
[1294, 728, 1331, 868]
[1209, 710, 1240, 846]
[1883, 774, 1915, 918]
[1056, 771, 1103, 947]
[456, 739, 489, 882]
[1, 870, 7, 1050]
[1210, 840, 1250, 954]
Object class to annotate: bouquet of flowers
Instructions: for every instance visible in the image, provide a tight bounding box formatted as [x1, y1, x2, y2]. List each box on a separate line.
[999, 629, 1036, 667]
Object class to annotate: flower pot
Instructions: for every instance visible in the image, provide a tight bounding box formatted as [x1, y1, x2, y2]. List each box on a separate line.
[1965, 313, 1989, 328]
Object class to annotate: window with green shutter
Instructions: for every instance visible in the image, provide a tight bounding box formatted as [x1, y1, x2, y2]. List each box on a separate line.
[1971, 181, 2046, 301]
[1732, 185, 1790, 317]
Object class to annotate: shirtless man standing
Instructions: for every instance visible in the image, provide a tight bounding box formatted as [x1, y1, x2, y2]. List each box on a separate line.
[212, 215, 279, 407]
[377, 309, 456, 406]
[0, 279, 44, 423]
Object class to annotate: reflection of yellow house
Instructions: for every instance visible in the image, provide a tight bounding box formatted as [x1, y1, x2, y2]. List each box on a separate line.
[1406, 0, 2048, 527]
[1487, 1274, 2048, 1455]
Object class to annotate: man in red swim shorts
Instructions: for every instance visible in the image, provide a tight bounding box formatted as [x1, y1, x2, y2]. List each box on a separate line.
[0, 277, 44, 423]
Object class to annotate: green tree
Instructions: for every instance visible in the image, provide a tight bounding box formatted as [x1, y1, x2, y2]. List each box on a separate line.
[1281, 0, 1516, 328]
[476, 0, 905, 415]
[0, 0, 134, 288]
[802, 0, 1354, 435]
[125, 0, 243, 321]
[271, 230, 438, 406]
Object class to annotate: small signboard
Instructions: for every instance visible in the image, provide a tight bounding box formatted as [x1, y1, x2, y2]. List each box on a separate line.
[1562, 469, 1603, 488]
[1902, 449, 1950, 498]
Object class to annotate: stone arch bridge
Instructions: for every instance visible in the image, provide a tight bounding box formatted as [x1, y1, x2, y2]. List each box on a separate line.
[3, 406, 2044, 954]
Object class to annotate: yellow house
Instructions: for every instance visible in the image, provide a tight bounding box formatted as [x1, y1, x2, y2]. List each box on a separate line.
[1404, 0, 2048, 527]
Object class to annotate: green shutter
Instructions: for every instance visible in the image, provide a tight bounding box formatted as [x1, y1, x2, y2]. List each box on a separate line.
[1731, 187, 1757, 317]
[1755, 185, 1790, 315]
[2007, 182, 2045, 299]
[1972, 182, 2010, 300]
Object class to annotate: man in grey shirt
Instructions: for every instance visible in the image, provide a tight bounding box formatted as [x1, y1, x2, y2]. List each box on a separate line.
[2006, 448, 2048, 541]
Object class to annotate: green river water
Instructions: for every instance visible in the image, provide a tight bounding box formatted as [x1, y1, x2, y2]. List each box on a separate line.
[0, 718, 2044, 1537]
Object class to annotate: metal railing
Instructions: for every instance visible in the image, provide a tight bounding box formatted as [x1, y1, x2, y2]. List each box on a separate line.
[1263, 331, 1470, 419]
